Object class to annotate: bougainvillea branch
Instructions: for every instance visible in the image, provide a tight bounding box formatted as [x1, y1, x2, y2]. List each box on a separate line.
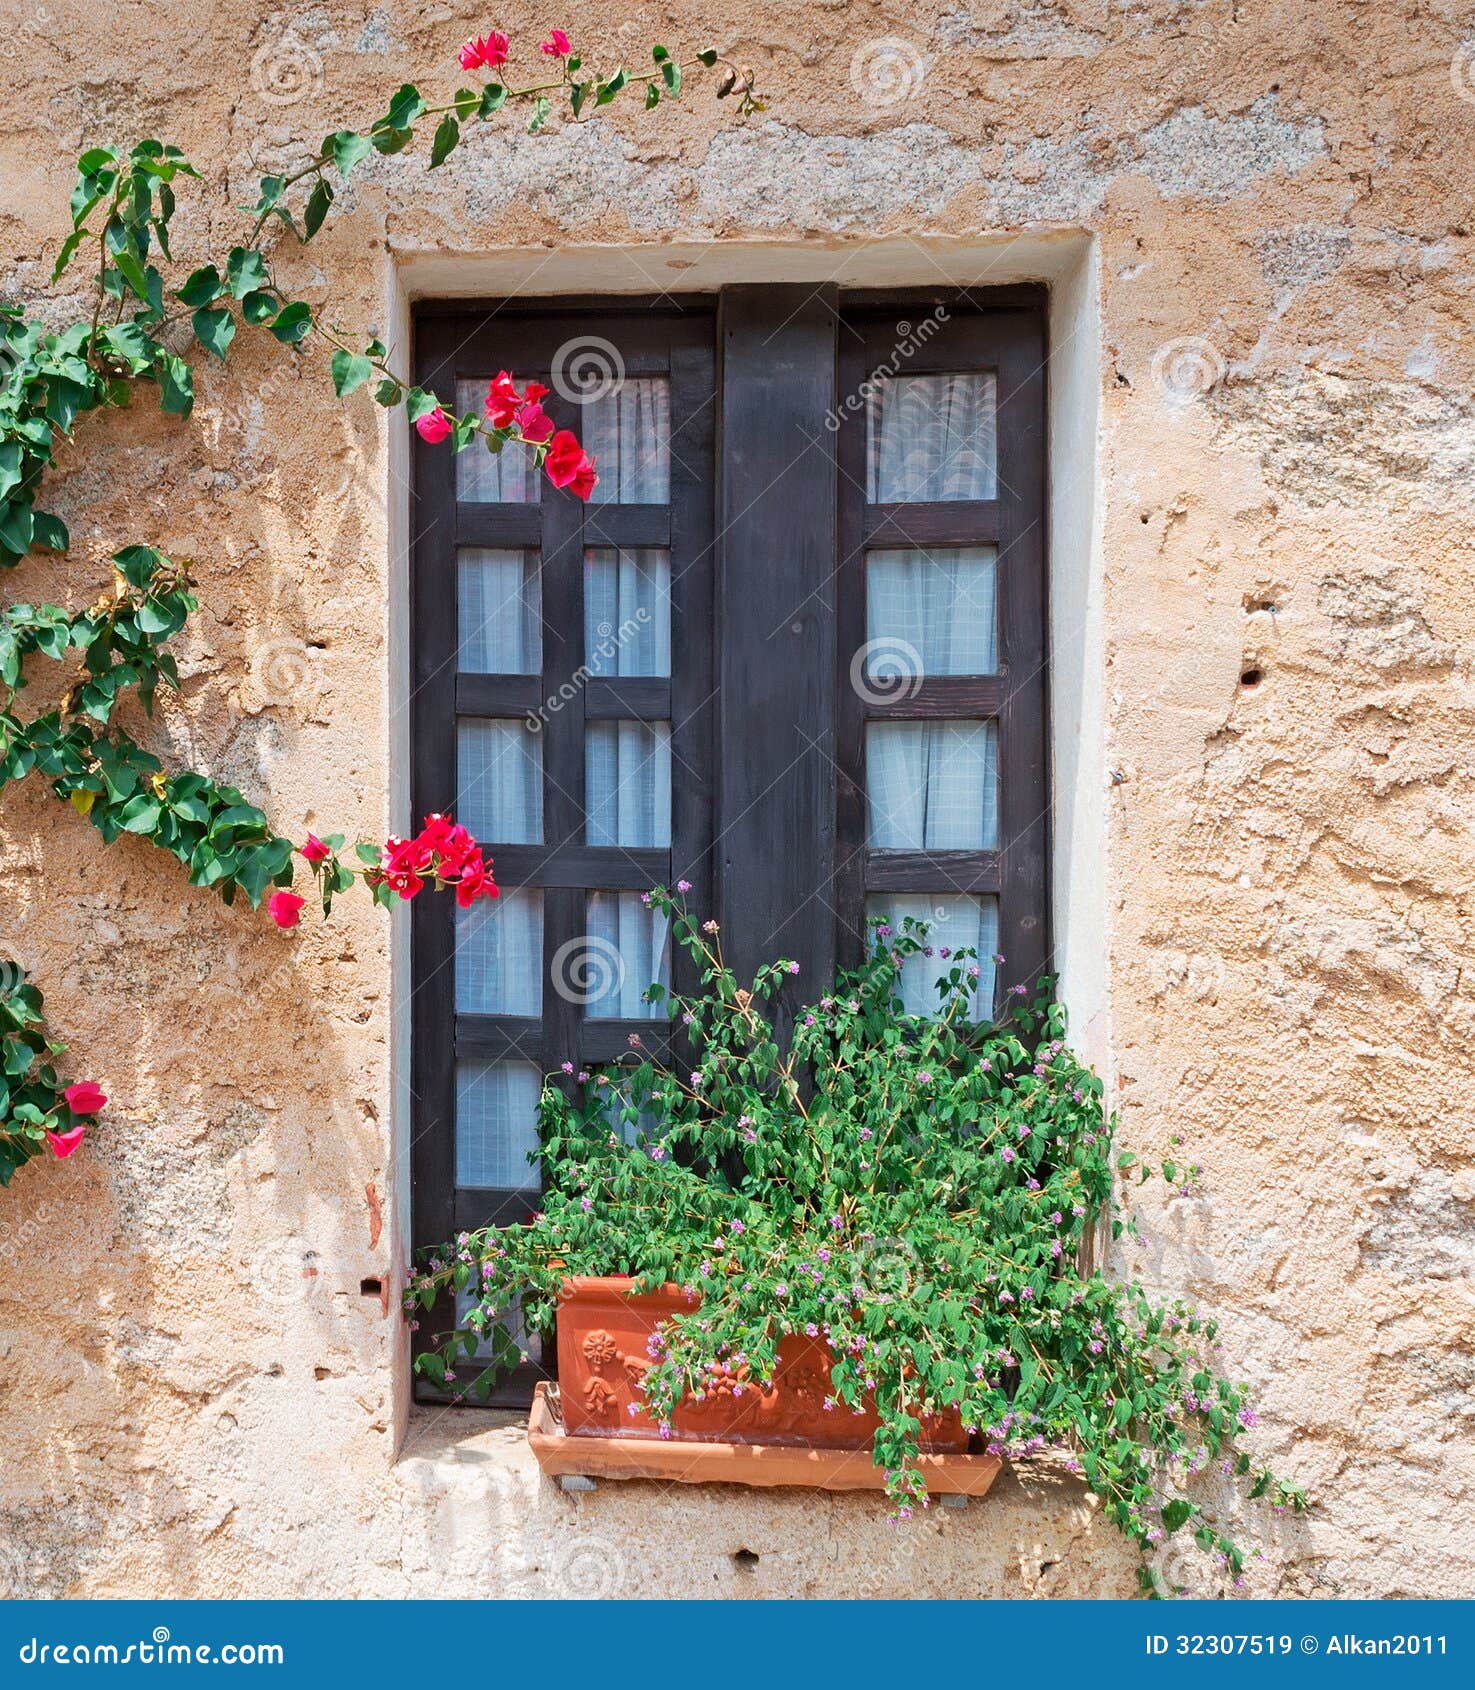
[0, 30, 764, 1177]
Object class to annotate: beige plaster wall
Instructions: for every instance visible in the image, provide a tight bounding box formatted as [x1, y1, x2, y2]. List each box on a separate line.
[1, 0, 1472, 1599]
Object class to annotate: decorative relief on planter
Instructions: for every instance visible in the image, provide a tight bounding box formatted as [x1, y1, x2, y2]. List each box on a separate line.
[557, 1276, 966, 1453]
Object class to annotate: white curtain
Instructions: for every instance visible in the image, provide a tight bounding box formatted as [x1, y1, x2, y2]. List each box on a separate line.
[455, 1060, 541, 1188]
[457, 719, 542, 844]
[455, 380, 539, 503]
[867, 546, 997, 676]
[867, 721, 999, 851]
[866, 894, 999, 1020]
[867, 372, 997, 503]
[585, 893, 670, 1020]
[584, 548, 671, 676]
[585, 722, 671, 847]
[583, 378, 670, 504]
[456, 891, 543, 1015]
[458, 548, 541, 674]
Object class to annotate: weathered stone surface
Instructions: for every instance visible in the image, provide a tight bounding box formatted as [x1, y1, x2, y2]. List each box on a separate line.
[2, 0, 1473, 1599]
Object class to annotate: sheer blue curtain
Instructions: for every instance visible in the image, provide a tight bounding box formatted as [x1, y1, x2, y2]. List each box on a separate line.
[867, 721, 999, 851]
[867, 372, 997, 503]
[456, 891, 543, 1015]
[585, 893, 670, 1019]
[866, 546, 997, 675]
[457, 720, 542, 843]
[455, 380, 539, 502]
[585, 722, 671, 847]
[455, 1060, 541, 1188]
[458, 548, 541, 674]
[584, 548, 671, 676]
[583, 378, 670, 504]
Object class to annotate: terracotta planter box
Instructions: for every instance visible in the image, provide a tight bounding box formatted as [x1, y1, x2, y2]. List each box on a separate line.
[556, 1275, 968, 1453]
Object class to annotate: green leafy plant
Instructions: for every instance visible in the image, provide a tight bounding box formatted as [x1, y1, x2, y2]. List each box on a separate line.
[408, 891, 1306, 1596]
[0, 32, 761, 1180]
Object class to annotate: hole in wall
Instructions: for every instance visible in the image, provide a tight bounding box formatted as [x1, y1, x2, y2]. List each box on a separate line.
[731, 1549, 759, 1572]
[360, 1277, 382, 1297]
[1240, 667, 1263, 689]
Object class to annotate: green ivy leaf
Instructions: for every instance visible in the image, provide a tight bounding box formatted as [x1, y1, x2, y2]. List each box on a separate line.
[327, 130, 372, 178]
[225, 247, 268, 298]
[478, 83, 507, 118]
[303, 179, 334, 240]
[155, 352, 194, 417]
[241, 290, 278, 326]
[330, 349, 374, 397]
[697, 47, 719, 67]
[1161, 1498, 1194, 1534]
[176, 265, 222, 308]
[429, 115, 460, 168]
[191, 306, 235, 362]
[268, 302, 312, 345]
[661, 60, 682, 95]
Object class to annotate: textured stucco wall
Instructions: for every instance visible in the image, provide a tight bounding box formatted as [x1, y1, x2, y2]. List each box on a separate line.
[2, 0, 1473, 1599]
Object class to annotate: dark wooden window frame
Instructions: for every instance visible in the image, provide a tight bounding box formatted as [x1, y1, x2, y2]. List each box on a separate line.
[409, 287, 1048, 1407]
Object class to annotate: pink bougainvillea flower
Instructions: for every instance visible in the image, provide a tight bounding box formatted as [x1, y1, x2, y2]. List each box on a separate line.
[570, 452, 598, 501]
[460, 29, 510, 70]
[540, 28, 573, 56]
[515, 399, 554, 444]
[63, 1081, 107, 1116]
[45, 1125, 87, 1158]
[268, 890, 305, 929]
[300, 833, 332, 865]
[415, 407, 454, 444]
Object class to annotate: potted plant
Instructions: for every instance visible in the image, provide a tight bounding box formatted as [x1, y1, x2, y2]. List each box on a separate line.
[408, 891, 1304, 1591]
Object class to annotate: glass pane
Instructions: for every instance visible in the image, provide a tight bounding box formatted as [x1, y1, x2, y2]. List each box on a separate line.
[456, 1060, 541, 1189]
[582, 377, 670, 504]
[456, 1286, 543, 1365]
[455, 380, 540, 503]
[866, 546, 997, 676]
[585, 721, 671, 847]
[867, 721, 999, 850]
[458, 548, 541, 674]
[867, 894, 999, 1019]
[867, 373, 997, 502]
[456, 891, 543, 1015]
[584, 893, 671, 1020]
[584, 548, 671, 677]
[457, 719, 543, 844]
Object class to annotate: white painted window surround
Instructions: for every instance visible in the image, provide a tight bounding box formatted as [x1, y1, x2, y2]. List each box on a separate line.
[386, 233, 1107, 1450]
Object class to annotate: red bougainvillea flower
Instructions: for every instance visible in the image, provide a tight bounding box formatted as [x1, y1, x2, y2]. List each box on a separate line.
[268, 890, 305, 928]
[459, 29, 510, 70]
[570, 453, 598, 500]
[484, 370, 522, 429]
[545, 429, 597, 498]
[540, 28, 573, 56]
[45, 1125, 87, 1158]
[300, 834, 332, 865]
[64, 1081, 107, 1115]
[415, 407, 454, 444]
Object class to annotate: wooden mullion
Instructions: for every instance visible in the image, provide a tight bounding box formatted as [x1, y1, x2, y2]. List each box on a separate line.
[455, 505, 543, 547]
[584, 677, 672, 721]
[455, 674, 542, 717]
[864, 851, 1001, 895]
[865, 501, 1000, 548]
[454, 1015, 545, 1061]
[864, 678, 1003, 719]
[489, 845, 669, 890]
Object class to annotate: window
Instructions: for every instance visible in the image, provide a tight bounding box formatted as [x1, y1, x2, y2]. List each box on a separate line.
[411, 289, 1047, 1403]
